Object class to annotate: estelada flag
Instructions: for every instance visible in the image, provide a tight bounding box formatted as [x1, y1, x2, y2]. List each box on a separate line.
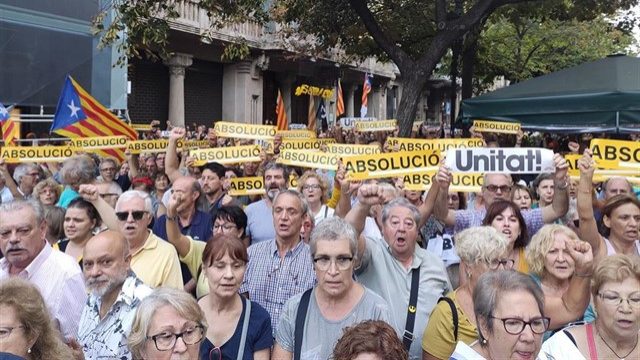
[50, 76, 137, 161]
[276, 89, 288, 130]
[0, 103, 19, 146]
[336, 79, 345, 117]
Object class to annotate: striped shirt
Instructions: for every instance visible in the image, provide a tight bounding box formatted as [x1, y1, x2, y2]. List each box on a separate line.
[240, 239, 316, 333]
[0, 242, 86, 339]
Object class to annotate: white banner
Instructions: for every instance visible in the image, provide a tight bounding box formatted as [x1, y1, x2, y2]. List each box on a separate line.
[445, 148, 555, 174]
[340, 117, 376, 129]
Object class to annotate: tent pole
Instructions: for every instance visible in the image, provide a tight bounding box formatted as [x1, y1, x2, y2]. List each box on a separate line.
[616, 111, 620, 134]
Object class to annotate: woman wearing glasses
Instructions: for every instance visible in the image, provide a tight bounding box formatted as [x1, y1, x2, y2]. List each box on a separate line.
[540, 254, 640, 360]
[128, 287, 207, 360]
[33, 178, 61, 209]
[483, 200, 531, 273]
[525, 224, 594, 335]
[450, 271, 549, 360]
[297, 171, 334, 225]
[422, 226, 512, 360]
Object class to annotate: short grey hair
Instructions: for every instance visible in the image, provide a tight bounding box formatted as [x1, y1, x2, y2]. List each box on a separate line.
[473, 271, 545, 344]
[603, 176, 632, 194]
[483, 173, 512, 187]
[0, 199, 45, 224]
[272, 189, 309, 218]
[116, 190, 153, 213]
[60, 155, 97, 185]
[12, 163, 39, 183]
[309, 217, 358, 260]
[381, 197, 420, 225]
[99, 156, 119, 169]
[128, 287, 207, 359]
[262, 161, 288, 178]
[455, 226, 509, 265]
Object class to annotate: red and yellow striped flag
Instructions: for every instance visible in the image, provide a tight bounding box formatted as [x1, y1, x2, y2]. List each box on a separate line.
[276, 89, 288, 130]
[0, 104, 20, 146]
[336, 79, 345, 117]
[307, 95, 316, 131]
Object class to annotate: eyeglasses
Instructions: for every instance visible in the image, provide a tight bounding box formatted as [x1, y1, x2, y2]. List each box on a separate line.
[27, 172, 39, 178]
[597, 292, 640, 308]
[0, 326, 24, 339]
[302, 184, 321, 191]
[484, 185, 512, 193]
[490, 316, 550, 335]
[100, 167, 116, 172]
[213, 223, 237, 232]
[209, 346, 222, 360]
[313, 256, 354, 271]
[148, 325, 204, 351]
[115, 211, 148, 221]
[487, 258, 516, 270]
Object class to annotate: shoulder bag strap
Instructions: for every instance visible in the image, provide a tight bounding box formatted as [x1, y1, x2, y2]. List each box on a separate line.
[294, 289, 313, 360]
[562, 329, 577, 347]
[403, 268, 420, 351]
[585, 323, 599, 360]
[236, 298, 252, 360]
[438, 297, 458, 341]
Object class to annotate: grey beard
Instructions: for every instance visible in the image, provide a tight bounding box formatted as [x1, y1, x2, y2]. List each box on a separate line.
[267, 188, 280, 201]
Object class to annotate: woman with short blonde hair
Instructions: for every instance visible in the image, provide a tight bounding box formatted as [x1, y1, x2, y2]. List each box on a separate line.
[33, 178, 61, 208]
[297, 170, 334, 225]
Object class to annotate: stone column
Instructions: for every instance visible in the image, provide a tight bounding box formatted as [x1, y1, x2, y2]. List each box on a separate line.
[346, 85, 356, 117]
[164, 53, 193, 128]
[222, 60, 264, 124]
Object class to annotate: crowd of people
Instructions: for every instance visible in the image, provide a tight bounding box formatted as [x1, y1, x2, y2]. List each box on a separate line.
[0, 120, 638, 360]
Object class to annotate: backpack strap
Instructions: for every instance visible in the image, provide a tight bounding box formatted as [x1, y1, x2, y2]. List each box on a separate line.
[562, 329, 577, 347]
[438, 297, 459, 341]
[402, 268, 420, 351]
[585, 323, 599, 360]
[294, 289, 313, 360]
[236, 298, 251, 360]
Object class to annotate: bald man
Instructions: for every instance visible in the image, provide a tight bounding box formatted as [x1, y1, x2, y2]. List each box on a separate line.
[76, 230, 152, 360]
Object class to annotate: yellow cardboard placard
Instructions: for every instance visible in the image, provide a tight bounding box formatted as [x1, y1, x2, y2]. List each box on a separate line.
[131, 123, 152, 131]
[214, 121, 276, 140]
[190, 145, 261, 166]
[355, 119, 397, 132]
[590, 139, 640, 170]
[473, 120, 521, 134]
[0, 146, 77, 163]
[385, 137, 484, 152]
[70, 136, 129, 150]
[343, 150, 440, 180]
[564, 154, 582, 176]
[277, 150, 340, 171]
[228, 177, 265, 196]
[126, 139, 169, 154]
[278, 130, 316, 139]
[403, 172, 484, 193]
[325, 144, 381, 156]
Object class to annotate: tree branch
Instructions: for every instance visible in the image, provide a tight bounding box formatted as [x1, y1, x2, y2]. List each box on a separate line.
[436, 0, 447, 24]
[347, 0, 413, 70]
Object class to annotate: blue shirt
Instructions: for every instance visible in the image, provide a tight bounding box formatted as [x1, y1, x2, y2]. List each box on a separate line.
[245, 199, 275, 245]
[57, 186, 79, 208]
[199, 298, 273, 360]
[153, 210, 213, 243]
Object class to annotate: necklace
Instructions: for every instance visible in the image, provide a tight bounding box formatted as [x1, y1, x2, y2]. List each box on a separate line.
[596, 328, 639, 359]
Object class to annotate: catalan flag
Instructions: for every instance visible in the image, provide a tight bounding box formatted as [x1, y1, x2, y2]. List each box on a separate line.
[360, 73, 372, 118]
[0, 103, 19, 146]
[307, 94, 316, 131]
[336, 79, 345, 117]
[51, 76, 137, 161]
[276, 89, 288, 130]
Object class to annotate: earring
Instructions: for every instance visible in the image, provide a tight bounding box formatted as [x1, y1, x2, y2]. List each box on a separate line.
[27, 348, 31, 354]
[481, 339, 487, 345]
[466, 271, 472, 279]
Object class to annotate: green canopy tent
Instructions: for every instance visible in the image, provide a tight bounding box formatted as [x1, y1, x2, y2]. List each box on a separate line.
[459, 55, 640, 134]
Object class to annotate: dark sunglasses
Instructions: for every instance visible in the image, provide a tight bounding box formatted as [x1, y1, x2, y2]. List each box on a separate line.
[115, 211, 148, 221]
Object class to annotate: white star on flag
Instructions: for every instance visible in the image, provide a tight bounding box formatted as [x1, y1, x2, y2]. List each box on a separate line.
[67, 100, 81, 118]
[0, 106, 7, 118]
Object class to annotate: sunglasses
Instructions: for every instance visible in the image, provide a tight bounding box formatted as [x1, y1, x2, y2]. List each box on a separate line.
[115, 211, 148, 221]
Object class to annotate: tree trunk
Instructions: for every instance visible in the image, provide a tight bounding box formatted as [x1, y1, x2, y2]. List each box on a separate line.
[461, 36, 477, 100]
[396, 72, 428, 137]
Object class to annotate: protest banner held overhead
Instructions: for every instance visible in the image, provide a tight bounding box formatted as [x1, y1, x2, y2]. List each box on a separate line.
[445, 148, 555, 174]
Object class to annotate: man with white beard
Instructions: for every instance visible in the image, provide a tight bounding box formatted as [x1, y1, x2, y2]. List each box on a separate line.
[75, 230, 152, 360]
[245, 161, 289, 244]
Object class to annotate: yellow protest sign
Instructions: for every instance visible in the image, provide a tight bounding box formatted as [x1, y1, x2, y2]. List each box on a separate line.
[190, 145, 261, 166]
[355, 119, 397, 132]
[214, 121, 276, 140]
[590, 139, 640, 170]
[280, 139, 323, 151]
[473, 120, 521, 134]
[385, 137, 484, 152]
[70, 136, 128, 150]
[564, 154, 581, 176]
[343, 150, 440, 180]
[277, 150, 339, 171]
[325, 144, 381, 156]
[228, 177, 265, 196]
[131, 123, 152, 131]
[126, 139, 169, 154]
[178, 139, 209, 150]
[278, 130, 316, 139]
[294, 84, 334, 99]
[289, 174, 298, 189]
[403, 172, 484, 193]
[0, 146, 76, 163]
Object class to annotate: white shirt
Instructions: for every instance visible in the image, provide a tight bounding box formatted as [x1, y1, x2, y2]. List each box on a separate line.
[0, 242, 86, 339]
[78, 274, 152, 360]
[0, 186, 13, 204]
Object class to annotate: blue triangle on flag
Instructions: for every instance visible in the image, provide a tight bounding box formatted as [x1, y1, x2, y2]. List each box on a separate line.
[51, 76, 87, 132]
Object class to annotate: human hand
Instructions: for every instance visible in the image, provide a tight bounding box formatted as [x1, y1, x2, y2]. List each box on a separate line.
[78, 184, 99, 202]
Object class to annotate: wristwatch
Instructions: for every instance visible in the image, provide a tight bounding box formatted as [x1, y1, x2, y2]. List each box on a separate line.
[167, 215, 179, 222]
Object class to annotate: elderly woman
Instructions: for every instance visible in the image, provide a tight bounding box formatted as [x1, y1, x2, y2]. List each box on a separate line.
[58, 154, 97, 208]
[577, 150, 640, 262]
[422, 226, 511, 360]
[511, 184, 533, 211]
[128, 287, 207, 360]
[32, 178, 61, 208]
[333, 320, 408, 360]
[450, 271, 549, 360]
[483, 200, 531, 273]
[540, 254, 640, 360]
[532, 173, 555, 209]
[0, 278, 73, 359]
[297, 171, 335, 225]
[525, 224, 594, 333]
